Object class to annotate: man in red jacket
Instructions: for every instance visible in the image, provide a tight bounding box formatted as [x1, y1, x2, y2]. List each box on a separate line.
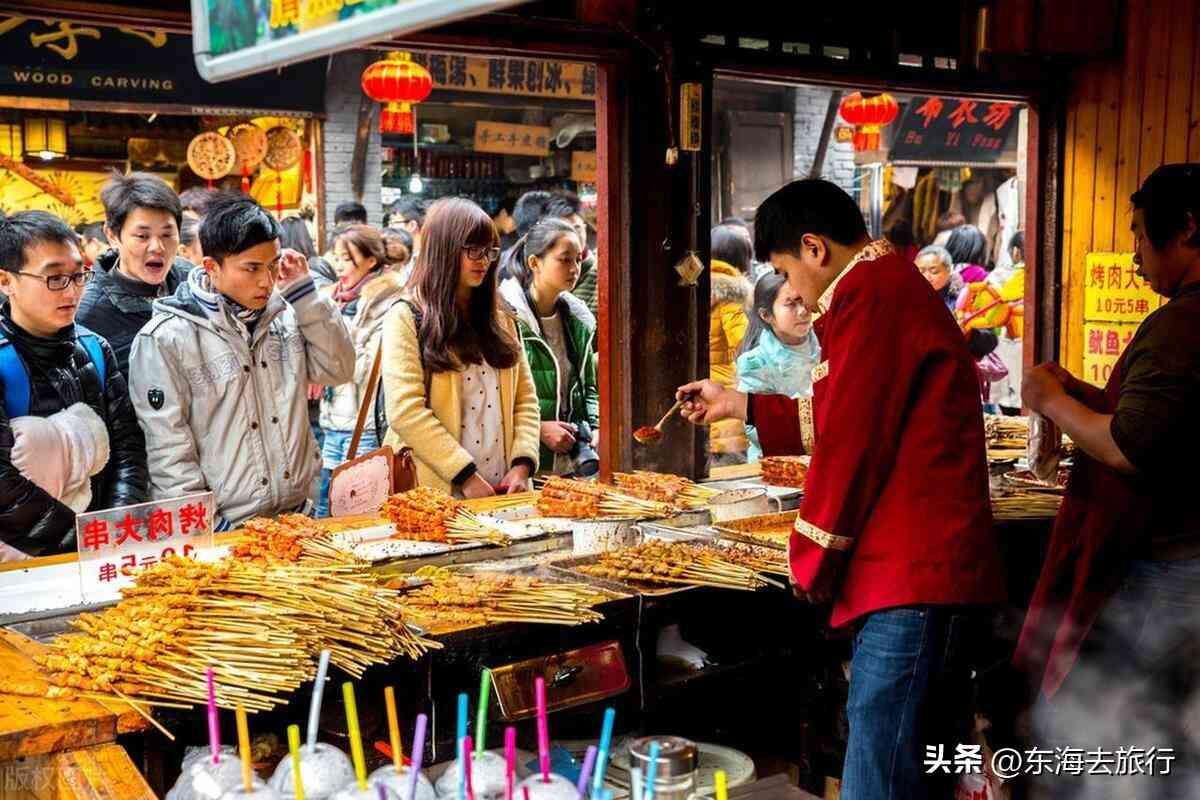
[680, 180, 1005, 799]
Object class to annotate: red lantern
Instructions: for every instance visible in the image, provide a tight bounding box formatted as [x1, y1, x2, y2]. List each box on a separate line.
[361, 51, 433, 135]
[838, 92, 900, 152]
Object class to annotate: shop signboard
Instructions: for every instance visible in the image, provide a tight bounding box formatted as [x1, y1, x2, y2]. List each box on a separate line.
[192, 0, 525, 82]
[411, 53, 597, 101]
[889, 96, 1020, 165]
[680, 82, 702, 151]
[474, 121, 551, 156]
[1080, 252, 1163, 387]
[76, 492, 216, 604]
[0, 16, 325, 112]
[571, 150, 597, 183]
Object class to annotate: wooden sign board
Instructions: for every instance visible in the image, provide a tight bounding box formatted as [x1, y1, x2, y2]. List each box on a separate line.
[474, 121, 551, 156]
[834, 125, 855, 143]
[680, 82, 702, 151]
[571, 150, 597, 183]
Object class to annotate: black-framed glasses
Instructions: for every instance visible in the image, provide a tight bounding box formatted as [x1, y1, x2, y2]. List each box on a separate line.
[17, 270, 94, 291]
[462, 245, 501, 263]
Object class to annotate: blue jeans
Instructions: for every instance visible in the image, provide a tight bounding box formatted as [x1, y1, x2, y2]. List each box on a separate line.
[1033, 558, 1200, 800]
[315, 427, 379, 518]
[841, 606, 977, 800]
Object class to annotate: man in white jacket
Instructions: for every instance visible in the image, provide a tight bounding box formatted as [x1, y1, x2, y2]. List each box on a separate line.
[129, 192, 354, 530]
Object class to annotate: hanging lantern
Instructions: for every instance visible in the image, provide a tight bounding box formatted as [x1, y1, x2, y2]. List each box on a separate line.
[361, 51, 433, 135]
[838, 92, 899, 152]
[23, 117, 68, 161]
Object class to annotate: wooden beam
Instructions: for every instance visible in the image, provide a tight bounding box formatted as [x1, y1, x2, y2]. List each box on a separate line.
[596, 58, 631, 477]
[349, 92, 375, 204]
[808, 88, 842, 179]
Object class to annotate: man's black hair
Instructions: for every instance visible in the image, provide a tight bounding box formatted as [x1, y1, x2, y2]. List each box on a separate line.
[1008, 231, 1025, 259]
[199, 192, 281, 264]
[334, 201, 368, 225]
[79, 221, 106, 242]
[0, 210, 77, 273]
[711, 224, 753, 273]
[545, 190, 582, 220]
[513, 190, 554, 237]
[179, 186, 215, 216]
[945, 225, 988, 268]
[100, 171, 183, 235]
[391, 196, 428, 228]
[278, 216, 317, 258]
[1131, 163, 1200, 250]
[753, 179, 868, 263]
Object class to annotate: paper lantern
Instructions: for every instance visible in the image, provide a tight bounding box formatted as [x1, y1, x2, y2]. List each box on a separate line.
[361, 52, 433, 135]
[23, 117, 68, 161]
[838, 92, 899, 152]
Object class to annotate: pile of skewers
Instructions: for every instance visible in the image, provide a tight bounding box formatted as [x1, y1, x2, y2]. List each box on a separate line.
[393, 566, 610, 631]
[382, 486, 509, 545]
[760, 456, 809, 488]
[230, 513, 355, 565]
[990, 490, 1064, 520]
[535, 476, 674, 519]
[7, 556, 438, 713]
[573, 541, 778, 591]
[611, 471, 721, 509]
[710, 541, 790, 576]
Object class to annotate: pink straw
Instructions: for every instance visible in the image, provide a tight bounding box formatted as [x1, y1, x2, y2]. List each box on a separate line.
[206, 668, 220, 764]
[463, 736, 476, 800]
[535, 677, 550, 782]
[504, 727, 516, 800]
[523, 790, 531, 800]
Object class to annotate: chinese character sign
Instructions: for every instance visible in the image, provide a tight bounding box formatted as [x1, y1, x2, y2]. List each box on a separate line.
[410, 53, 596, 100]
[889, 95, 1020, 164]
[680, 82, 702, 152]
[1082, 322, 1136, 388]
[571, 150, 597, 184]
[474, 121, 552, 157]
[1083, 252, 1164, 324]
[77, 492, 215, 603]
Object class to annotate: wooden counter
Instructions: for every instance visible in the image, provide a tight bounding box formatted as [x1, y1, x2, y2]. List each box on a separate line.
[0, 629, 154, 799]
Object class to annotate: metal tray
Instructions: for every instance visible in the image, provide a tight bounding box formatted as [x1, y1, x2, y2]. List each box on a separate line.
[711, 510, 797, 551]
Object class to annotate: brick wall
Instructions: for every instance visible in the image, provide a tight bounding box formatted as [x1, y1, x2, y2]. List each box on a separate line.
[323, 51, 382, 232]
[792, 86, 856, 192]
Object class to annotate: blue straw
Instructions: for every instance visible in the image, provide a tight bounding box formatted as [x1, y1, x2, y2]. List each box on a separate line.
[590, 708, 615, 800]
[457, 693, 469, 800]
[643, 741, 661, 800]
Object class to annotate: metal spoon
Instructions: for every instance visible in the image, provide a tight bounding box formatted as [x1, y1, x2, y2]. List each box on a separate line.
[633, 397, 688, 446]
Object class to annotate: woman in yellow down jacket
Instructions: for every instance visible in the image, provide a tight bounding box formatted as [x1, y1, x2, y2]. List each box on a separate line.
[708, 224, 753, 464]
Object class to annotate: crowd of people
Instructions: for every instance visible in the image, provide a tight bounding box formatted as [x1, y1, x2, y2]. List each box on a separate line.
[0, 172, 600, 555]
[705, 209, 1025, 467]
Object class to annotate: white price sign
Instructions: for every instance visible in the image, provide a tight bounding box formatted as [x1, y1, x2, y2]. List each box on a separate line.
[76, 492, 216, 603]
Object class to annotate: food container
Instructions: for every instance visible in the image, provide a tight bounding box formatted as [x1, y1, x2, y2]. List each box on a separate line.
[572, 518, 641, 555]
[707, 489, 769, 523]
[712, 511, 798, 551]
[628, 736, 697, 800]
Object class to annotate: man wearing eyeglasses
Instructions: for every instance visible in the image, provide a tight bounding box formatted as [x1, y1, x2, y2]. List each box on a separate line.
[129, 192, 353, 531]
[0, 210, 148, 556]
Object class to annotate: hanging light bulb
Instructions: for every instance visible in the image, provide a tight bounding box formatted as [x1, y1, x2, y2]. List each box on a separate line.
[408, 173, 424, 194]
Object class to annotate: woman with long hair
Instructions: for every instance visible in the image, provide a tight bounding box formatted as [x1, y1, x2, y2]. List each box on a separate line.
[380, 198, 540, 497]
[499, 217, 599, 476]
[314, 224, 407, 515]
[735, 273, 821, 462]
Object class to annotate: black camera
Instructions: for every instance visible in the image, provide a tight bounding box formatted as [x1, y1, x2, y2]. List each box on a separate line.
[570, 420, 600, 477]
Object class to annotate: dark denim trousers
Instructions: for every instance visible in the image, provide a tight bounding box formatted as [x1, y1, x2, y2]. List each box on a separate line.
[1033, 558, 1200, 800]
[841, 606, 978, 800]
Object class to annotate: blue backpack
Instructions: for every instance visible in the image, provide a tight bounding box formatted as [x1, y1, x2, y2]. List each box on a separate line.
[0, 329, 107, 418]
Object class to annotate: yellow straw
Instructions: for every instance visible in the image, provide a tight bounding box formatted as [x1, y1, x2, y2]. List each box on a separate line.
[385, 686, 404, 774]
[287, 724, 307, 800]
[343, 682, 368, 790]
[714, 770, 728, 800]
[235, 703, 253, 792]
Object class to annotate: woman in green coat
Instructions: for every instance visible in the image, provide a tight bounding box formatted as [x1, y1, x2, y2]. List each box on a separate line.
[499, 217, 599, 475]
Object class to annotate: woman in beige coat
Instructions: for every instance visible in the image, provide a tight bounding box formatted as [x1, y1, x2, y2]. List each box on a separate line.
[380, 198, 540, 497]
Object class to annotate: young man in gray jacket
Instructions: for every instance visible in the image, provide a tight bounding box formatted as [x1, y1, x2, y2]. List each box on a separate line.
[130, 193, 354, 530]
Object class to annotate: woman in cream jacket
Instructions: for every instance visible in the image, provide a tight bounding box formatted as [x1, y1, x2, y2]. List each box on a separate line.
[380, 198, 540, 497]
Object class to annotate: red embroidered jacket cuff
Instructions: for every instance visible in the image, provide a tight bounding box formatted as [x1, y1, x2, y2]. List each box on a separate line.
[789, 517, 853, 591]
[749, 393, 810, 456]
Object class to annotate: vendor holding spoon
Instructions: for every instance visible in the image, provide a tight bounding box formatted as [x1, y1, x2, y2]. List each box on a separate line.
[677, 180, 1003, 800]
